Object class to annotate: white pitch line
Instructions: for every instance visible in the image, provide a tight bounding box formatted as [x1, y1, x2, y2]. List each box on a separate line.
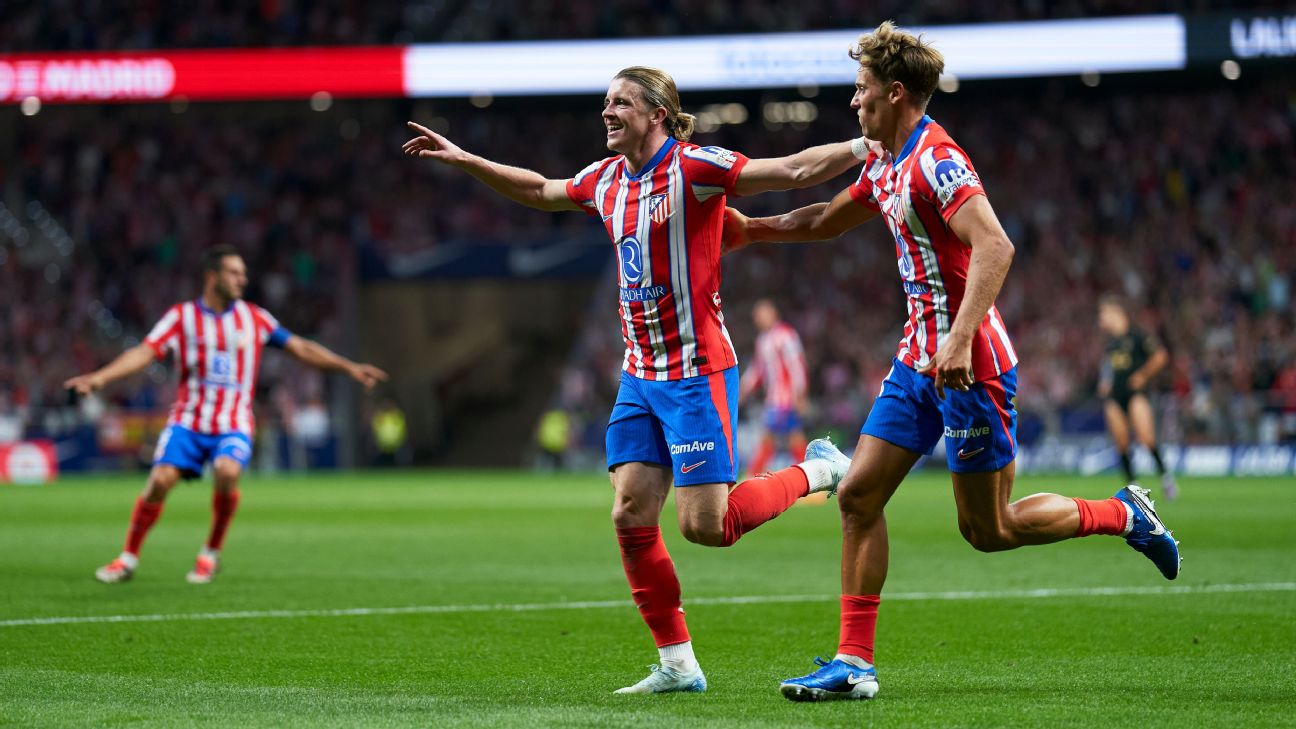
[2, 582, 1292, 629]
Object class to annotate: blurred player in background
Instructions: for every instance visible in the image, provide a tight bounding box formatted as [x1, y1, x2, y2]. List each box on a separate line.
[1098, 296, 1177, 498]
[404, 65, 867, 695]
[65, 246, 387, 585]
[724, 22, 1182, 702]
[739, 299, 810, 477]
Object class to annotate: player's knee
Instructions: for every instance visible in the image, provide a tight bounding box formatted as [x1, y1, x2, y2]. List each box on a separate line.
[960, 523, 1016, 552]
[678, 518, 726, 547]
[143, 468, 180, 501]
[610, 493, 658, 528]
[212, 459, 242, 488]
[836, 474, 882, 521]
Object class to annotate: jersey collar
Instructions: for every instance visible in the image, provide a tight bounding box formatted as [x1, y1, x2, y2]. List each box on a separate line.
[624, 136, 676, 180]
[196, 298, 236, 316]
[892, 114, 933, 168]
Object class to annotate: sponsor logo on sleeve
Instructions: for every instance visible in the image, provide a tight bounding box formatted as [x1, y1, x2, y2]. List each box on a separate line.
[932, 155, 980, 206]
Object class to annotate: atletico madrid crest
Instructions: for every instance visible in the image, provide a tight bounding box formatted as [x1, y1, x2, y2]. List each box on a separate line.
[648, 193, 673, 224]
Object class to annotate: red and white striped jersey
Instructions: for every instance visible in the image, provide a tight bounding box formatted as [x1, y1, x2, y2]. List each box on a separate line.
[143, 299, 291, 437]
[741, 322, 807, 409]
[848, 115, 1017, 382]
[566, 137, 748, 381]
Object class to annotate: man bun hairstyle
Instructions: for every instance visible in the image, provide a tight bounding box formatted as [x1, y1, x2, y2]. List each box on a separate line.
[614, 66, 696, 142]
[850, 21, 944, 109]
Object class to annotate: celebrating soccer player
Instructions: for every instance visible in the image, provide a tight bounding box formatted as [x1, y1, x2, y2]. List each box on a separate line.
[66, 246, 388, 585]
[723, 22, 1182, 701]
[403, 66, 866, 694]
[1098, 295, 1178, 498]
[739, 299, 811, 477]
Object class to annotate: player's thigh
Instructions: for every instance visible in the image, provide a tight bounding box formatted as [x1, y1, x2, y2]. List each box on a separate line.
[1104, 399, 1132, 449]
[610, 461, 673, 526]
[147, 463, 184, 490]
[836, 434, 922, 517]
[673, 482, 732, 536]
[950, 461, 1016, 539]
[1126, 394, 1158, 446]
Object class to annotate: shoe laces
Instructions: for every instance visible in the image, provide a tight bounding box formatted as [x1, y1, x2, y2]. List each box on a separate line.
[813, 656, 831, 668]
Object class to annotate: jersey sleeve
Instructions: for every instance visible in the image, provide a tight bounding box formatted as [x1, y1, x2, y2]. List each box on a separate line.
[680, 145, 750, 202]
[847, 155, 883, 212]
[254, 306, 292, 348]
[143, 305, 182, 360]
[565, 158, 613, 217]
[917, 142, 985, 223]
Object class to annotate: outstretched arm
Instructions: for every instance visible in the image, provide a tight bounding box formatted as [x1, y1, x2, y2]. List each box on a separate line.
[64, 344, 157, 395]
[402, 121, 578, 212]
[734, 139, 866, 197]
[283, 336, 389, 389]
[723, 186, 877, 255]
[918, 194, 1015, 397]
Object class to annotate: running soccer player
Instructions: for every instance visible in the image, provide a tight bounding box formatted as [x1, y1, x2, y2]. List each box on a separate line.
[1098, 296, 1178, 498]
[66, 246, 387, 585]
[739, 299, 810, 476]
[403, 66, 865, 695]
[722, 22, 1182, 701]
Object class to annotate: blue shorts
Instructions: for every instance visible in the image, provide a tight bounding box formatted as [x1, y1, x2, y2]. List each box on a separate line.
[154, 424, 253, 480]
[862, 359, 1018, 474]
[606, 367, 739, 486]
[763, 406, 802, 436]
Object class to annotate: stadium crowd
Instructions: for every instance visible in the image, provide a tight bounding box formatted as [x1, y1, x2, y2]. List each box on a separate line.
[2, 0, 1282, 49]
[1, 77, 1291, 462]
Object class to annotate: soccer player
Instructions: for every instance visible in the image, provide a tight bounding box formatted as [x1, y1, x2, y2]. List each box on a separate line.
[403, 66, 866, 695]
[722, 22, 1182, 701]
[65, 246, 387, 585]
[739, 299, 810, 476]
[1098, 296, 1177, 499]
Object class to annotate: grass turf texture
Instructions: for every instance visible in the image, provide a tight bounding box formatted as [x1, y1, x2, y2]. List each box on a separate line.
[0, 471, 1292, 728]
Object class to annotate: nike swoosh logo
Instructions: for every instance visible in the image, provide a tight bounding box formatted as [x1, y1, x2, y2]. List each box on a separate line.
[846, 673, 873, 685]
[957, 447, 986, 460]
[680, 461, 706, 473]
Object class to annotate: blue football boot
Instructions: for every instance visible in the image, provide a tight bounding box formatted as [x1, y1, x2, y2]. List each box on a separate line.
[780, 657, 878, 701]
[1114, 484, 1181, 580]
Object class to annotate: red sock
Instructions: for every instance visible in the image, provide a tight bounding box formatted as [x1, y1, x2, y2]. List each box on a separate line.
[788, 433, 807, 464]
[720, 466, 809, 546]
[838, 595, 881, 663]
[206, 489, 241, 551]
[616, 526, 690, 648]
[1073, 497, 1129, 537]
[123, 497, 164, 556]
[747, 437, 776, 475]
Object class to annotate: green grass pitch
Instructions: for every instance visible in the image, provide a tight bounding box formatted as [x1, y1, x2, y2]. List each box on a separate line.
[1, 470, 1292, 728]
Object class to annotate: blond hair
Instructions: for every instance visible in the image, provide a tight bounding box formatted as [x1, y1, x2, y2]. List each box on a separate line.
[850, 21, 944, 108]
[614, 66, 696, 142]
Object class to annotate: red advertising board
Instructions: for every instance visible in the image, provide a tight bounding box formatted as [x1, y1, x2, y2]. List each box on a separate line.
[0, 440, 58, 484]
[0, 47, 404, 103]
